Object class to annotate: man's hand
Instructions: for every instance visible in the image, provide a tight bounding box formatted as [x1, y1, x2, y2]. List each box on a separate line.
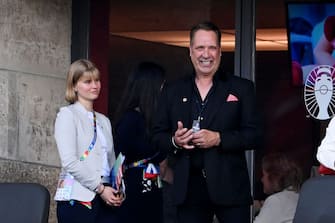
[173, 121, 194, 149]
[191, 129, 221, 149]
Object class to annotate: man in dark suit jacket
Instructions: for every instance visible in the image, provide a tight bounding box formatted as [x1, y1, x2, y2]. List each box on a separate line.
[152, 21, 258, 223]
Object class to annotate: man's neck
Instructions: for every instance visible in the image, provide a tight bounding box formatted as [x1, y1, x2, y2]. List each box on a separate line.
[195, 75, 213, 85]
[195, 75, 213, 100]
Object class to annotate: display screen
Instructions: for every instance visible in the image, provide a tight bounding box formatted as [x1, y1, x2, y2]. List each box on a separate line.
[286, 2, 335, 86]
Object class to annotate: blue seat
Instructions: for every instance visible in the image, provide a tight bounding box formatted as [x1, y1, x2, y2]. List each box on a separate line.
[293, 176, 335, 223]
[0, 183, 50, 223]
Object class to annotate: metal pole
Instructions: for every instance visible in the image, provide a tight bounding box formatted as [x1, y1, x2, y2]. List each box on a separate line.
[234, 0, 256, 222]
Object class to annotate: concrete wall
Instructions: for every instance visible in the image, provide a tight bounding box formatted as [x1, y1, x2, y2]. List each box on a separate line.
[0, 0, 71, 222]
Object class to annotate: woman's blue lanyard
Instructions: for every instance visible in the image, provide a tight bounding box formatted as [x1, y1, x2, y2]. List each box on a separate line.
[79, 111, 97, 161]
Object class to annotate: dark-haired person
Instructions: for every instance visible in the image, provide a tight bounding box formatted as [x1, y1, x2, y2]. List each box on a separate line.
[152, 21, 258, 223]
[254, 153, 304, 223]
[114, 61, 168, 223]
[54, 59, 123, 223]
[314, 15, 335, 66]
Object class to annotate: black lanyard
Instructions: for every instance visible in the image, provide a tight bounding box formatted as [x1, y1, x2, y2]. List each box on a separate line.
[195, 98, 209, 120]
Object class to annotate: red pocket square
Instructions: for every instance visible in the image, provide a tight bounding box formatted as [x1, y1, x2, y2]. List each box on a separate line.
[227, 94, 238, 102]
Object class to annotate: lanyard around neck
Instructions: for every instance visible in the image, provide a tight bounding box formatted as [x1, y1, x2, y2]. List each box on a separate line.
[80, 111, 97, 161]
[195, 98, 209, 120]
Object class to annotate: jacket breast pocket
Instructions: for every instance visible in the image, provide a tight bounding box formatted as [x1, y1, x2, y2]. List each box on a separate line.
[220, 101, 241, 120]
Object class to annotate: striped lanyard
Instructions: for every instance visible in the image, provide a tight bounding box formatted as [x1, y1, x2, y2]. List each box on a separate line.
[125, 152, 159, 169]
[69, 112, 97, 209]
[79, 111, 97, 161]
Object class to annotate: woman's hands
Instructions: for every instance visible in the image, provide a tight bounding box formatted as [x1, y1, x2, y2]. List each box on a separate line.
[100, 185, 124, 206]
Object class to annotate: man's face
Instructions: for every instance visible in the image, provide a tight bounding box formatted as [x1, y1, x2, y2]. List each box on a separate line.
[189, 30, 221, 77]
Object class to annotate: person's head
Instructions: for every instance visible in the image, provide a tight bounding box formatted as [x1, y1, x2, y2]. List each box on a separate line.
[261, 152, 303, 195]
[65, 59, 100, 104]
[189, 21, 222, 77]
[116, 61, 165, 132]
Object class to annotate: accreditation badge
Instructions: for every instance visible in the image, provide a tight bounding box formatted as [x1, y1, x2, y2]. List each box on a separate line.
[54, 172, 74, 201]
[192, 118, 200, 133]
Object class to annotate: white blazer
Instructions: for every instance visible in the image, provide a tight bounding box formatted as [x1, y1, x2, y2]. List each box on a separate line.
[254, 189, 299, 223]
[54, 102, 115, 202]
[317, 117, 335, 170]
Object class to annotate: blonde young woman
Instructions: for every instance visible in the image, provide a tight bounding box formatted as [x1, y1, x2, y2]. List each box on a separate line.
[54, 59, 123, 223]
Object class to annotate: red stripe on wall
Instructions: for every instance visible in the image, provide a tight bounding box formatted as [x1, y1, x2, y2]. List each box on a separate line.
[89, 0, 110, 115]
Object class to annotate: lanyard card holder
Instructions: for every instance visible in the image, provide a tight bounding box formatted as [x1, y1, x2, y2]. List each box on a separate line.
[54, 172, 74, 201]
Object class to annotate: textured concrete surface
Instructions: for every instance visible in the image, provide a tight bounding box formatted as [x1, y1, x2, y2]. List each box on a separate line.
[0, 69, 66, 165]
[0, 0, 71, 76]
[0, 0, 71, 161]
[16, 72, 65, 165]
[0, 1, 71, 222]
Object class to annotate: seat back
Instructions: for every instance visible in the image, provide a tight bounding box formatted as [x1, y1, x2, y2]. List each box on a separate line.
[293, 176, 335, 223]
[0, 183, 50, 223]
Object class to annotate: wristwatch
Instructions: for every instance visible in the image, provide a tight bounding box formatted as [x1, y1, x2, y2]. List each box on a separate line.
[94, 183, 104, 194]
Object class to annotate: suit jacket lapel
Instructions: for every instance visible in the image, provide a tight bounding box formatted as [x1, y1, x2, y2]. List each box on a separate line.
[201, 78, 232, 129]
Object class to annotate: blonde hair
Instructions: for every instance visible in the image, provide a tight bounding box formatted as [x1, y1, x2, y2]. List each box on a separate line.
[65, 59, 100, 103]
